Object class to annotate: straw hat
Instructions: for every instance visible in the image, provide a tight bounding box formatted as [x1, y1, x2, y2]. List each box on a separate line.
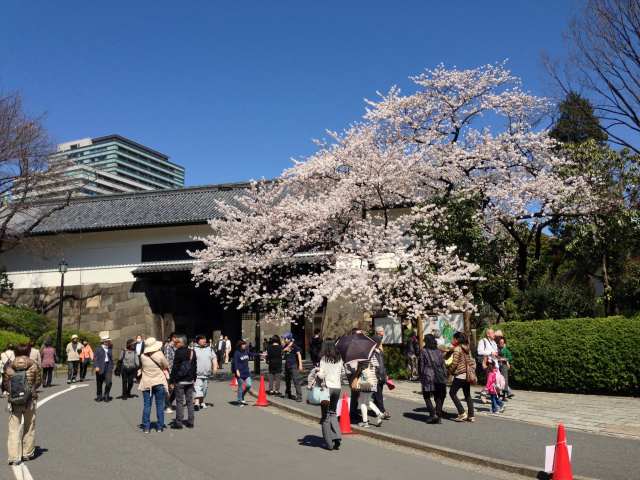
[71, 334, 79, 340]
[144, 337, 163, 353]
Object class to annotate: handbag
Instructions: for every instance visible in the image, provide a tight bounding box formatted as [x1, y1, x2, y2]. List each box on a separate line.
[308, 386, 330, 405]
[465, 353, 478, 385]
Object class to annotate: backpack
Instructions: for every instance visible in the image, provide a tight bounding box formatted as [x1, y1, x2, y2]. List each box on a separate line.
[9, 369, 32, 406]
[123, 350, 137, 370]
[177, 350, 195, 380]
[494, 369, 506, 393]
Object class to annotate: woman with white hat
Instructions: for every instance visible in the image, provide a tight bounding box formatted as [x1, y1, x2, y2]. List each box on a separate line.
[139, 337, 170, 433]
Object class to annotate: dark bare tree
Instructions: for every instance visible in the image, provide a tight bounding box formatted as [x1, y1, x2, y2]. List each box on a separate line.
[0, 91, 72, 254]
[547, 0, 640, 153]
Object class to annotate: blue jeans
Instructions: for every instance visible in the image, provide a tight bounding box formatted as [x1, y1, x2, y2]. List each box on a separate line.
[490, 393, 504, 413]
[237, 376, 252, 402]
[142, 385, 166, 430]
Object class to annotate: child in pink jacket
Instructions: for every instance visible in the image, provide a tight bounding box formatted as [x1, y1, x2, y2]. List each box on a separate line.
[485, 359, 505, 414]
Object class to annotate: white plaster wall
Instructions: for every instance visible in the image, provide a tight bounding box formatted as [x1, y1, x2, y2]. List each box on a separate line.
[1, 224, 211, 289]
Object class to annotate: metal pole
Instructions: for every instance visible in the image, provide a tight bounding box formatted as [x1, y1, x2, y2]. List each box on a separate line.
[56, 272, 65, 359]
[254, 310, 261, 375]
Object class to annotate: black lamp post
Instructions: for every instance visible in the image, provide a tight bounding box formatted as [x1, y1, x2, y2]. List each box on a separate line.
[55, 260, 68, 359]
[254, 309, 261, 375]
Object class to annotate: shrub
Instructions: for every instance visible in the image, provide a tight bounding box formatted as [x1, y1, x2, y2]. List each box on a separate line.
[0, 330, 30, 352]
[37, 329, 101, 361]
[497, 316, 640, 395]
[0, 305, 52, 340]
[383, 345, 410, 380]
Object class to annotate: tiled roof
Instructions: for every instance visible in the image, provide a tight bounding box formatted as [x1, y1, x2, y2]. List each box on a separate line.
[131, 261, 195, 276]
[31, 183, 248, 234]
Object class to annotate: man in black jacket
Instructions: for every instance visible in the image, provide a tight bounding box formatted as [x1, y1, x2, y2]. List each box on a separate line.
[309, 329, 322, 367]
[94, 336, 114, 402]
[169, 334, 196, 429]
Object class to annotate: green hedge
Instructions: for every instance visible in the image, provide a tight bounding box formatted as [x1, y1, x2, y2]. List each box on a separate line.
[383, 345, 410, 380]
[498, 316, 640, 395]
[37, 329, 101, 361]
[0, 330, 30, 351]
[0, 305, 52, 340]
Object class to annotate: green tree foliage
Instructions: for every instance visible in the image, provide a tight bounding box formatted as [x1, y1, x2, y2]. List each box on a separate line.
[0, 305, 52, 340]
[498, 316, 640, 395]
[550, 91, 608, 144]
[0, 330, 29, 351]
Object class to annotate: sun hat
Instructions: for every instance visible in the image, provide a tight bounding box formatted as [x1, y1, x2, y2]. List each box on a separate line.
[100, 335, 111, 342]
[144, 337, 163, 353]
[71, 334, 79, 340]
[282, 332, 293, 340]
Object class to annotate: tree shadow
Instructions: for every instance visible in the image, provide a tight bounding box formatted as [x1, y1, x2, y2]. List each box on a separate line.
[297, 435, 327, 449]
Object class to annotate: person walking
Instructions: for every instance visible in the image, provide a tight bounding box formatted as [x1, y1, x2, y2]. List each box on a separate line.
[215, 336, 226, 366]
[477, 328, 498, 403]
[40, 341, 57, 388]
[316, 341, 343, 450]
[405, 330, 419, 381]
[309, 329, 322, 367]
[352, 357, 383, 428]
[266, 335, 283, 396]
[486, 358, 505, 414]
[282, 333, 303, 402]
[3, 344, 41, 465]
[65, 334, 82, 384]
[0, 345, 15, 397]
[139, 337, 169, 433]
[169, 334, 196, 429]
[232, 340, 255, 407]
[193, 335, 217, 410]
[94, 336, 114, 402]
[28, 342, 41, 368]
[497, 337, 514, 399]
[371, 335, 391, 420]
[224, 336, 231, 364]
[446, 332, 476, 422]
[79, 340, 94, 381]
[118, 339, 140, 400]
[162, 333, 177, 413]
[419, 334, 447, 424]
[134, 335, 145, 357]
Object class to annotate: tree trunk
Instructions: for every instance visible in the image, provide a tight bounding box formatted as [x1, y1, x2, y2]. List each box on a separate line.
[602, 252, 611, 317]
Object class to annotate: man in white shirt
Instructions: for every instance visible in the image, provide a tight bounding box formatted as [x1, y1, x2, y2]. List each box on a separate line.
[477, 328, 498, 402]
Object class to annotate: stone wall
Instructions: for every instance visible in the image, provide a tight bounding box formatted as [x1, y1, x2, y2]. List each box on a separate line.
[9, 281, 162, 351]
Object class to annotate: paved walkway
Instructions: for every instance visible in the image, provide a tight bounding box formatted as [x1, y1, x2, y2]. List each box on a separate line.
[386, 380, 640, 440]
[260, 382, 639, 480]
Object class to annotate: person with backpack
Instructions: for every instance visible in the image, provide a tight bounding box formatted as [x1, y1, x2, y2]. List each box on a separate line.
[266, 335, 283, 396]
[419, 334, 448, 424]
[169, 334, 196, 429]
[139, 337, 170, 433]
[94, 336, 114, 403]
[372, 335, 391, 420]
[2, 344, 42, 465]
[446, 332, 476, 423]
[40, 340, 57, 388]
[117, 339, 140, 400]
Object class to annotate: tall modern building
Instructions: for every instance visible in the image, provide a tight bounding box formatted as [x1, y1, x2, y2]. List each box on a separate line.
[51, 134, 185, 196]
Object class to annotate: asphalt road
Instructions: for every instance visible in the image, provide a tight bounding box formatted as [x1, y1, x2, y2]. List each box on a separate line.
[0, 378, 511, 480]
[272, 386, 639, 480]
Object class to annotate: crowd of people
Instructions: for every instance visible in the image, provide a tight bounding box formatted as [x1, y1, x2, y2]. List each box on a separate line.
[0, 324, 516, 460]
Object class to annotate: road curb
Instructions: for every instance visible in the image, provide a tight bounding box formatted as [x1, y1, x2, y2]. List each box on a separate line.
[250, 391, 598, 480]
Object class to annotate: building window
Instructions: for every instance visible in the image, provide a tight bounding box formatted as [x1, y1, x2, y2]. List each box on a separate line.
[141, 241, 205, 263]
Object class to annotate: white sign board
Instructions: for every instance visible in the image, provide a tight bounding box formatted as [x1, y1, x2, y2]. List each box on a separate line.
[424, 314, 464, 346]
[373, 316, 402, 344]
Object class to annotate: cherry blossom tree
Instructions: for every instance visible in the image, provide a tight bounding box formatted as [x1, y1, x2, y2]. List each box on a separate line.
[192, 63, 595, 324]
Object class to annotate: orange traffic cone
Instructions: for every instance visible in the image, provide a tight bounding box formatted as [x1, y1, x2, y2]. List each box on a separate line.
[339, 392, 353, 434]
[255, 375, 269, 407]
[552, 424, 573, 480]
[229, 376, 238, 388]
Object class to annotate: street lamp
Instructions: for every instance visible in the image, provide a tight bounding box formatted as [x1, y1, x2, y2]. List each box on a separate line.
[56, 260, 68, 359]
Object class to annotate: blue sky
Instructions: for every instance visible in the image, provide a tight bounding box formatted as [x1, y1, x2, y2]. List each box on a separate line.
[1, 1, 576, 186]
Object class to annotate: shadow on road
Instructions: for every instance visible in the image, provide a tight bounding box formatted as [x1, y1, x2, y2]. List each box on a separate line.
[297, 435, 326, 449]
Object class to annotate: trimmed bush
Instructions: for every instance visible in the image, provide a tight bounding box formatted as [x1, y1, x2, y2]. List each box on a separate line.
[383, 345, 410, 380]
[0, 305, 52, 340]
[498, 316, 640, 395]
[37, 329, 101, 361]
[0, 330, 30, 351]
